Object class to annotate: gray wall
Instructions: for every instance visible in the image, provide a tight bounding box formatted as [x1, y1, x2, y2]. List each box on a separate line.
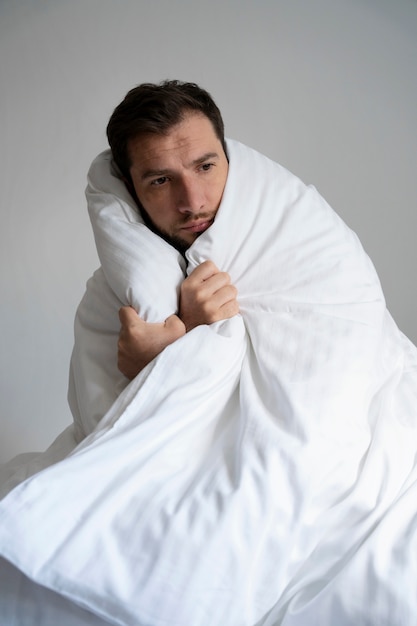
[1, 0, 416, 463]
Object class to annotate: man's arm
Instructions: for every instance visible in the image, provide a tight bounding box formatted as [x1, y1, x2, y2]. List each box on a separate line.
[118, 260, 239, 379]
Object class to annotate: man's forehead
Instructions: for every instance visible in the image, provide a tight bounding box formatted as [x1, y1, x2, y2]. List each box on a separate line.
[128, 113, 223, 171]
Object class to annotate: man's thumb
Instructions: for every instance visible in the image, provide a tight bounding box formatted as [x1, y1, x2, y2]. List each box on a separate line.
[119, 306, 140, 327]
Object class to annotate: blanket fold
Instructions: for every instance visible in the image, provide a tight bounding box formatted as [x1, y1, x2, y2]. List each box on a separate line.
[1, 139, 417, 626]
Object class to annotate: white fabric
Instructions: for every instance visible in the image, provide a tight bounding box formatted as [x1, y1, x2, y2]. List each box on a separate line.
[0, 557, 113, 626]
[1, 139, 417, 625]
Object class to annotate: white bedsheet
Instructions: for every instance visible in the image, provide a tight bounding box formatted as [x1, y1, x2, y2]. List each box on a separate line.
[1, 139, 416, 625]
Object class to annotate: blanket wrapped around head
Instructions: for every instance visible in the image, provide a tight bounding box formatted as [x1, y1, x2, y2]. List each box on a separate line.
[1, 139, 417, 626]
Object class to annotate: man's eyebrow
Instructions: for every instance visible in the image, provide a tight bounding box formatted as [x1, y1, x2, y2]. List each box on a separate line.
[190, 152, 220, 166]
[140, 152, 220, 181]
[141, 167, 172, 181]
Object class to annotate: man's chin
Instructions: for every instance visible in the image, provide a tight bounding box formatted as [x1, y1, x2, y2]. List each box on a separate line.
[152, 227, 194, 255]
[165, 235, 191, 254]
[138, 207, 198, 254]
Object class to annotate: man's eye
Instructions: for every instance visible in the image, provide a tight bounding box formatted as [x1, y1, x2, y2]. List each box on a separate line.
[151, 176, 168, 186]
[200, 163, 213, 172]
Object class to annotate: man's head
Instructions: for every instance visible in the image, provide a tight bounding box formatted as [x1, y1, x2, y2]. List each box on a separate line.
[107, 80, 226, 182]
[106, 80, 228, 252]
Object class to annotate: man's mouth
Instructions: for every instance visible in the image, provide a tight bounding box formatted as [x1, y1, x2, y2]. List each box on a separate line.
[180, 218, 214, 234]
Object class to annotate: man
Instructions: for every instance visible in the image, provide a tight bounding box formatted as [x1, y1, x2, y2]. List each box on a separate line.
[2, 79, 417, 626]
[107, 80, 239, 379]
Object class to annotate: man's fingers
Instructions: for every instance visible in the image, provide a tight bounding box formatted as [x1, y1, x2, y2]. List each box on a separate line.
[220, 297, 240, 319]
[187, 260, 219, 284]
[119, 305, 141, 327]
[119, 308, 184, 339]
[199, 283, 238, 311]
[183, 270, 232, 303]
[117, 313, 185, 380]
[202, 284, 239, 319]
[204, 271, 233, 295]
[179, 261, 238, 331]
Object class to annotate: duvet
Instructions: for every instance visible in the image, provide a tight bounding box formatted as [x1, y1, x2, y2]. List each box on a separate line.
[0, 139, 417, 625]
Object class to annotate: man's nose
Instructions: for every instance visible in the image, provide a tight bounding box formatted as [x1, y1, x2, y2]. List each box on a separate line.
[176, 177, 204, 214]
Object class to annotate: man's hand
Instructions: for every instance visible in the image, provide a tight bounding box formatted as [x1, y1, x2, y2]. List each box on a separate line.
[118, 307, 186, 379]
[179, 260, 239, 332]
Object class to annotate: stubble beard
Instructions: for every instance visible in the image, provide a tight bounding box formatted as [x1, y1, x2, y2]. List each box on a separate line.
[138, 205, 194, 255]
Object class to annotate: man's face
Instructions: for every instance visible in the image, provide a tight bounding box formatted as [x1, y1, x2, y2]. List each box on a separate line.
[128, 113, 229, 253]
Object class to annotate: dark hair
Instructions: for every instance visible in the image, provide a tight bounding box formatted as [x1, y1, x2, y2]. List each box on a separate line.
[106, 80, 226, 181]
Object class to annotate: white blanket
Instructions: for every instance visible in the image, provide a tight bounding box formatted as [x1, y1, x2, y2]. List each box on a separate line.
[1, 139, 417, 625]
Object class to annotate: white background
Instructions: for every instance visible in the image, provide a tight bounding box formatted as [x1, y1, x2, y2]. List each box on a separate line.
[1, 0, 416, 463]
